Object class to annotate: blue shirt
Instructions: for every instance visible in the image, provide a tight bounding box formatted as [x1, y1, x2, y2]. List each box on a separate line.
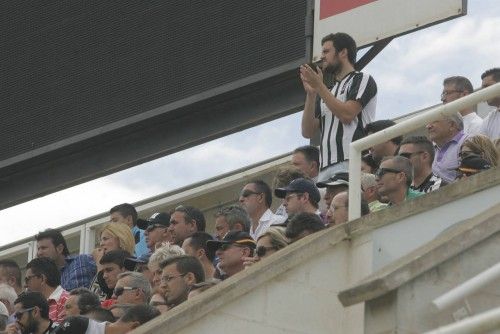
[60, 254, 96, 291]
[132, 225, 148, 258]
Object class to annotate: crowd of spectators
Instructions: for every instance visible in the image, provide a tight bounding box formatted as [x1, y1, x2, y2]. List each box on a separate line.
[0, 32, 498, 333]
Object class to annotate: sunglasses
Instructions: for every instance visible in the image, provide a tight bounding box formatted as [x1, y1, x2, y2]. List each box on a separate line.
[256, 246, 277, 257]
[14, 307, 35, 319]
[113, 286, 139, 297]
[240, 190, 262, 198]
[375, 168, 402, 178]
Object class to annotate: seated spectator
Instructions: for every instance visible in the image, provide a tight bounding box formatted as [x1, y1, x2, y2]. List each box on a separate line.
[136, 212, 172, 262]
[361, 172, 387, 212]
[285, 212, 325, 243]
[181, 232, 216, 279]
[291, 145, 320, 182]
[239, 180, 286, 240]
[25, 257, 68, 324]
[147, 243, 185, 291]
[0, 301, 7, 331]
[316, 172, 349, 215]
[0, 260, 23, 295]
[427, 112, 467, 183]
[272, 166, 308, 218]
[113, 272, 151, 305]
[456, 155, 492, 179]
[460, 135, 498, 167]
[187, 279, 220, 300]
[149, 293, 168, 314]
[213, 205, 251, 241]
[35, 229, 96, 292]
[361, 153, 378, 174]
[64, 288, 100, 318]
[97, 250, 130, 302]
[326, 191, 369, 226]
[479, 68, 500, 140]
[0, 283, 17, 324]
[376, 156, 423, 206]
[441, 76, 482, 136]
[275, 178, 321, 218]
[243, 227, 289, 268]
[82, 307, 114, 323]
[109, 203, 148, 258]
[365, 120, 402, 163]
[56, 305, 160, 334]
[159, 255, 205, 308]
[5, 292, 59, 333]
[399, 136, 446, 193]
[206, 231, 256, 279]
[168, 205, 206, 246]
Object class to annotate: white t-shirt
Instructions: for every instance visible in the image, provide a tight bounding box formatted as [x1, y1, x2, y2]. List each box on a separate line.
[480, 108, 500, 140]
[87, 319, 107, 334]
[462, 112, 483, 136]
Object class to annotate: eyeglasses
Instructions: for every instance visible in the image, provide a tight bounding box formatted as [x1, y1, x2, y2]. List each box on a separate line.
[14, 307, 35, 319]
[459, 151, 478, 160]
[160, 273, 187, 283]
[441, 90, 463, 98]
[375, 168, 402, 178]
[24, 275, 40, 284]
[398, 151, 424, 159]
[146, 224, 167, 232]
[240, 190, 262, 198]
[256, 246, 277, 257]
[284, 193, 303, 201]
[113, 286, 140, 297]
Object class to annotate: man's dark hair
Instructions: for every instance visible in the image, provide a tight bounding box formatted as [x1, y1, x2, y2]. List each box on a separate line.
[159, 255, 205, 284]
[443, 76, 473, 94]
[99, 249, 130, 268]
[35, 229, 70, 257]
[186, 232, 216, 262]
[365, 120, 403, 145]
[0, 259, 22, 288]
[249, 180, 273, 208]
[110, 203, 138, 225]
[69, 288, 100, 315]
[26, 257, 60, 288]
[174, 205, 206, 232]
[14, 292, 49, 319]
[214, 205, 251, 233]
[321, 32, 357, 65]
[285, 213, 325, 240]
[85, 307, 115, 322]
[293, 145, 320, 168]
[120, 304, 160, 325]
[400, 135, 436, 162]
[361, 153, 379, 172]
[481, 68, 500, 81]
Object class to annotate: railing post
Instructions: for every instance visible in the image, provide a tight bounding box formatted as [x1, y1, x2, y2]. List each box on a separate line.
[349, 144, 362, 220]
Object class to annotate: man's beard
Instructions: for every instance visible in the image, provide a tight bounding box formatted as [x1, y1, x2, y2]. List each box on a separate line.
[323, 61, 341, 77]
[21, 315, 39, 334]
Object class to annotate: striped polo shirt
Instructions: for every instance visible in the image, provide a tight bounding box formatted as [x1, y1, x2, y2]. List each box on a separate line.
[316, 71, 377, 169]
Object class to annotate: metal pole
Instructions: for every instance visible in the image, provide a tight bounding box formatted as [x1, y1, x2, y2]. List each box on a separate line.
[423, 306, 500, 334]
[432, 262, 500, 311]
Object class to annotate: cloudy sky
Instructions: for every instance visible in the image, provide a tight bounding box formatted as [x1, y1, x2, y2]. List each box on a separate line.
[0, 0, 498, 247]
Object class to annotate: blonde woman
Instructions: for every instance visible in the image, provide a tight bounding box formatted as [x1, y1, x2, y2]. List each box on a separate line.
[460, 135, 498, 168]
[243, 227, 289, 267]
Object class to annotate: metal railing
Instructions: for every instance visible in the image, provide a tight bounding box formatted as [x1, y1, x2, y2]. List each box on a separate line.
[348, 82, 500, 220]
[423, 306, 500, 334]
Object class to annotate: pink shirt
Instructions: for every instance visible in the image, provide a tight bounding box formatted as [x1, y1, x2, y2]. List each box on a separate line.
[48, 285, 69, 324]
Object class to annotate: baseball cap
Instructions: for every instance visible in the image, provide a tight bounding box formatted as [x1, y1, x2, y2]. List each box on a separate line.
[274, 178, 321, 203]
[137, 212, 171, 230]
[206, 231, 256, 255]
[457, 155, 491, 175]
[316, 172, 349, 188]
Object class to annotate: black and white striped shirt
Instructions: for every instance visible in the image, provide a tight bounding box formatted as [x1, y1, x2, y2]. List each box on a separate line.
[316, 71, 377, 169]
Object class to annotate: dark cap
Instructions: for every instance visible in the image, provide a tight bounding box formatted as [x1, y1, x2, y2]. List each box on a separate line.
[316, 172, 349, 188]
[458, 155, 491, 174]
[54, 316, 90, 334]
[206, 231, 256, 254]
[137, 212, 171, 230]
[274, 178, 321, 203]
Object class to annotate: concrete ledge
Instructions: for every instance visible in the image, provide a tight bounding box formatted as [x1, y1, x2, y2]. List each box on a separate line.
[338, 202, 500, 307]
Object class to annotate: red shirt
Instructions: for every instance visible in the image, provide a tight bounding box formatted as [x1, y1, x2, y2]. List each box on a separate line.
[48, 285, 69, 324]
